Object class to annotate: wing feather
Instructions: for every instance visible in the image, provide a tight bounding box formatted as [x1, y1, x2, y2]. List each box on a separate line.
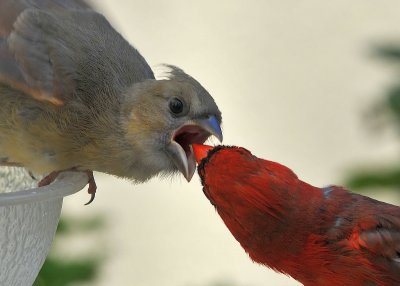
[0, 0, 154, 105]
[358, 214, 400, 263]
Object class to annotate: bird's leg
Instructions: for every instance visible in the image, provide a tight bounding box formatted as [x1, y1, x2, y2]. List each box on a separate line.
[38, 170, 61, 187]
[38, 169, 97, 205]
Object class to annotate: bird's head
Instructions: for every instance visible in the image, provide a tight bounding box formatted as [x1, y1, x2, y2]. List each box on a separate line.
[121, 66, 222, 182]
[194, 145, 300, 215]
[195, 145, 264, 211]
[194, 144, 302, 259]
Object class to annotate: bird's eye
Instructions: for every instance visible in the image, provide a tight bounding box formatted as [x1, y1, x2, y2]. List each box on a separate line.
[169, 98, 184, 114]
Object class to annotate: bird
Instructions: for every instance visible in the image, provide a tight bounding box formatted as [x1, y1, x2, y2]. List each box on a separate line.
[192, 144, 400, 286]
[0, 0, 222, 204]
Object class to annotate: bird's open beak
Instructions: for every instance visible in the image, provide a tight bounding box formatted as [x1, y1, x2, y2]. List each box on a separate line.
[166, 115, 222, 182]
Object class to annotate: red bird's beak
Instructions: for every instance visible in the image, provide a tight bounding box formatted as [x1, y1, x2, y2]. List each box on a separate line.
[192, 144, 214, 164]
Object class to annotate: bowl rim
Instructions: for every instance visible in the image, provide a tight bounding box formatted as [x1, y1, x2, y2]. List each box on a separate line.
[0, 171, 88, 207]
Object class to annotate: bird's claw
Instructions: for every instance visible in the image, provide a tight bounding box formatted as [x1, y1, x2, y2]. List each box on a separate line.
[38, 171, 60, 187]
[28, 171, 37, 180]
[84, 170, 97, 206]
[38, 169, 97, 205]
[84, 193, 96, 206]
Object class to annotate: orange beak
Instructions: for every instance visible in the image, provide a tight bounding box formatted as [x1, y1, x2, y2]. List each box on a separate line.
[192, 144, 214, 164]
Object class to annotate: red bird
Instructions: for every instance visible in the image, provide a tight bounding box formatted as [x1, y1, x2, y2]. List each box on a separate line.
[193, 144, 400, 286]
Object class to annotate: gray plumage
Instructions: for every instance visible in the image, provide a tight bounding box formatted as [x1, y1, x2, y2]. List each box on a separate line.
[0, 0, 222, 189]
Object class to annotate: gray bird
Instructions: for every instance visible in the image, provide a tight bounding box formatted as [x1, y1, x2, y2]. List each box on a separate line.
[0, 0, 222, 203]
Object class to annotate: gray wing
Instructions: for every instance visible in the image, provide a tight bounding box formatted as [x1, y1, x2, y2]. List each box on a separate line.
[0, 0, 92, 36]
[0, 0, 154, 105]
[359, 214, 400, 264]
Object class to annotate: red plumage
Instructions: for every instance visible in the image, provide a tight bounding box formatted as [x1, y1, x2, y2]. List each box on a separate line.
[194, 144, 400, 286]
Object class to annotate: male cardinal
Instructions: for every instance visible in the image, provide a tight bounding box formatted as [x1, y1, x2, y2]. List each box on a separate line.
[193, 144, 400, 286]
[0, 0, 222, 204]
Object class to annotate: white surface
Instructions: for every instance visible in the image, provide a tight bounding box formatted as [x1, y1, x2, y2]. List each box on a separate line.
[0, 169, 87, 286]
[0, 198, 62, 286]
[63, 1, 400, 286]
[0, 171, 88, 206]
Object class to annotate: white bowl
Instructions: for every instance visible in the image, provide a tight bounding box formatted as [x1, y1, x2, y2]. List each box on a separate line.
[0, 168, 88, 286]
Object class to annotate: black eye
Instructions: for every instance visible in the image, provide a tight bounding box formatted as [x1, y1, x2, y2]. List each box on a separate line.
[169, 98, 184, 114]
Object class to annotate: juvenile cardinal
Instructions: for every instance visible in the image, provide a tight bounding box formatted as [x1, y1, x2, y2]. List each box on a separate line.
[0, 0, 222, 204]
[193, 144, 400, 286]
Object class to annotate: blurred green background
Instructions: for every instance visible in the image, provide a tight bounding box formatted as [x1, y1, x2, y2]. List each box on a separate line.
[34, 216, 104, 286]
[345, 44, 400, 195]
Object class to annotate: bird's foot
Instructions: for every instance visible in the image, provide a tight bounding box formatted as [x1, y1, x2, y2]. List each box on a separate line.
[38, 169, 97, 205]
[38, 170, 61, 187]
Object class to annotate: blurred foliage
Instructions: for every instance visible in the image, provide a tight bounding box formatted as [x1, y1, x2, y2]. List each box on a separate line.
[33, 215, 104, 286]
[371, 43, 400, 127]
[346, 166, 400, 190]
[345, 43, 400, 193]
[373, 44, 400, 64]
[33, 257, 99, 286]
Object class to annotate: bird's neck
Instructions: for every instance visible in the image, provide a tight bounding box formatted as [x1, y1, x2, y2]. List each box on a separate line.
[217, 176, 327, 273]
